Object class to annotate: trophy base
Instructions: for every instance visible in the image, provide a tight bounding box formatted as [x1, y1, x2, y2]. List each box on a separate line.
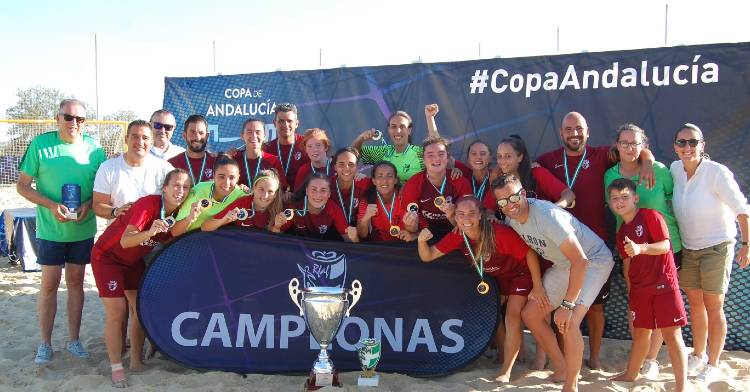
[304, 370, 341, 390]
[357, 374, 380, 387]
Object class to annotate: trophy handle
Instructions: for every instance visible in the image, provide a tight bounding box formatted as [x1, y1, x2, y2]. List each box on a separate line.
[288, 278, 304, 316]
[346, 279, 362, 317]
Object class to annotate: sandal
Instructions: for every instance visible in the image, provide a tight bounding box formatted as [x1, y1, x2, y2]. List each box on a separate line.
[111, 367, 129, 388]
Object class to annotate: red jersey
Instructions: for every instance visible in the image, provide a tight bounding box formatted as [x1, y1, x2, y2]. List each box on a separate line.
[293, 160, 333, 192]
[435, 222, 530, 280]
[401, 170, 473, 238]
[536, 145, 613, 241]
[287, 201, 349, 241]
[616, 208, 679, 291]
[357, 192, 407, 242]
[92, 195, 173, 266]
[168, 152, 216, 184]
[233, 150, 289, 190]
[214, 195, 291, 231]
[331, 176, 372, 226]
[263, 134, 309, 188]
[455, 160, 491, 201]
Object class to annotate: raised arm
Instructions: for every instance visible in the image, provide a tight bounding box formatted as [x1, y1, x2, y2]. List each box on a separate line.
[424, 104, 440, 138]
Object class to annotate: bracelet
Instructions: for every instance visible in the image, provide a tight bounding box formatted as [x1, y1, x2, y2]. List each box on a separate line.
[740, 240, 749, 246]
[560, 299, 575, 310]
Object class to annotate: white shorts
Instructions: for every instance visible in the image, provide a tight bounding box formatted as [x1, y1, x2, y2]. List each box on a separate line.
[543, 259, 614, 308]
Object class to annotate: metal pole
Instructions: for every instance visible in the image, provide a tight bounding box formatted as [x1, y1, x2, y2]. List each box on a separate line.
[556, 27, 560, 53]
[478, 43, 481, 58]
[94, 33, 99, 120]
[213, 40, 216, 74]
[319, 48, 322, 67]
[664, 4, 669, 46]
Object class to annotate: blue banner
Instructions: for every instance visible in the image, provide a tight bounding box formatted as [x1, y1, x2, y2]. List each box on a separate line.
[138, 229, 499, 375]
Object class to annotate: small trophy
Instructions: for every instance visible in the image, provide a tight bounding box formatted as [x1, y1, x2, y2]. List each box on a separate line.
[289, 278, 362, 390]
[61, 184, 81, 220]
[357, 338, 381, 387]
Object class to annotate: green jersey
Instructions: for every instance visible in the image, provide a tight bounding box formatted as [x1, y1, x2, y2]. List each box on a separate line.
[176, 181, 247, 232]
[19, 131, 106, 242]
[359, 144, 424, 184]
[604, 161, 682, 253]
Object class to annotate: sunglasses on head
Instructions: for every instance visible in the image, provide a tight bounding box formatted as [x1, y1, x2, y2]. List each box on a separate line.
[496, 188, 523, 208]
[62, 114, 86, 123]
[153, 122, 175, 132]
[674, 138, 702, 148]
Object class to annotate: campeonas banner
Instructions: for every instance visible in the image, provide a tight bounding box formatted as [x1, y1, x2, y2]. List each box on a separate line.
[163, 42, 750, 352]
[138, 229, 499, 375]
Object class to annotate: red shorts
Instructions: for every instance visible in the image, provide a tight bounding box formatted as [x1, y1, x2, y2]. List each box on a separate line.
[91, 251, 145, 298]
[495, 272, 533, 297]
[629, 286, 687, 330]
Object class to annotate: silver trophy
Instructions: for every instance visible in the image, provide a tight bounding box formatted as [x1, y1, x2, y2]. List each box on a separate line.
[289, 278, 362, 389]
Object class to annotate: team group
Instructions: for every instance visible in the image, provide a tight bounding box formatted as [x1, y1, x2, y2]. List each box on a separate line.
[17, 99, 748, 390]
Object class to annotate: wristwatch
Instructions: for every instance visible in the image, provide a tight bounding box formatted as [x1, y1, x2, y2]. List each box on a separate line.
[740, 240, 749, 247]
[559, 299, 575, 310]
[110, 207, 117, 219]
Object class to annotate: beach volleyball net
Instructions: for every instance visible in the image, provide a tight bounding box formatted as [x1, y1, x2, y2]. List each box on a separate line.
[0, 119, 126, 186]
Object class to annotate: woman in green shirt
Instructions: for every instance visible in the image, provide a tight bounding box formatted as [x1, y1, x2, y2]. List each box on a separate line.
[604, 123, 683, 380]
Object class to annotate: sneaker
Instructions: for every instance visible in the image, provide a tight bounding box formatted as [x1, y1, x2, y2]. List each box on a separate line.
[640, 359, 660, 379]
[687, 354, 707, 376]
[696, 363, 721, 384]
[66, 340, 90, 359]
[34, 343, 53, 364]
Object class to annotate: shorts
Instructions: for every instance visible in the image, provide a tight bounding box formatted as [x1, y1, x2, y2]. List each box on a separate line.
[495, 272, 533, 297]
[629, 286, 687, 330]
[91, 252, 145, 298]
[679, 241, 734, 294]
[543, 258, 615, 308]
[37, 237, 94, 266]
[592, 275, 612, 305]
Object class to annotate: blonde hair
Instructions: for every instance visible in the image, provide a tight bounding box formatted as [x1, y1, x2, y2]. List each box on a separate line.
[252, 169, 284, 231]
[455, 196, 496, 258]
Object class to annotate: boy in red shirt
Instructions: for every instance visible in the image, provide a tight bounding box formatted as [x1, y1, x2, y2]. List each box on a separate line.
[608, 178, 687, 391]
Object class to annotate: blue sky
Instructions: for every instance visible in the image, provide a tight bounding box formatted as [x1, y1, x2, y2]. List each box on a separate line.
[1, 0, 748, 119]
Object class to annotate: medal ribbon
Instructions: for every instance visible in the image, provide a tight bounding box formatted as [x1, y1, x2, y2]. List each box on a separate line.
[277, 138, 295, 176]
[375, 191, 396, 226]
[472, 174, 488, 200]
[462, 233, 485, 282]
[311, 158, 331, 176]
[243, 151, 263, 186]
[183, 152, 207, 184]
[563, 148, 587, 189]
[210, 183, 232, 204]
[429, 175, 447, 196]
[335, 178, 355, 225]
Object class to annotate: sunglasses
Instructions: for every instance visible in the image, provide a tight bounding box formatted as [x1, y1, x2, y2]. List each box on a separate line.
[62, 114, 86, 123]
[496, 188, 523, 208]
[674, 138, 702, 148]
[153, 122, 175, 132]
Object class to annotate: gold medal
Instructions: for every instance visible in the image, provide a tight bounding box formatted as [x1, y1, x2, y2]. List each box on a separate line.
[389, 225, 401, 237]
[236, 208, 249, 220]
[372, 129, 382, 141]
[433, 196, 446, 208]
[406, 202, 419, 213]
[163, 216, 176, 228]
[283, 208, 295, 220]
[477, 281, 490, 295]
[199, 199, 212, 208]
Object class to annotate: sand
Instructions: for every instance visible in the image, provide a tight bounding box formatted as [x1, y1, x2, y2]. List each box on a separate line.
[1, 187, 749, 391]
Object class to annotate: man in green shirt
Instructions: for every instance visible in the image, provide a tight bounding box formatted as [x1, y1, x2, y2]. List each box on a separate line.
[17, 99, 107, 364]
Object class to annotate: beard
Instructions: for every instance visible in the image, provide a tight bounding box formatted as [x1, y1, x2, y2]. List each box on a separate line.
[188, 139, 208, 153]
[563, 136, 587, 152]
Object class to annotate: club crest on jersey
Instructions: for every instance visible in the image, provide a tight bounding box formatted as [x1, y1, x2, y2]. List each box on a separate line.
[635, 225, 644, 238]
[581, 159, 590, 170]
[319, 224, 328, 234]
[297, 250, 347, 288]
[108, 280, 118, 292]
[294, 151, 302, 161]
[205, 168, 213, 179]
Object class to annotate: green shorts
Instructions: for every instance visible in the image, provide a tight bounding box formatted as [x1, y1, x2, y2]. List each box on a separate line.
[679, 241, 734, 294]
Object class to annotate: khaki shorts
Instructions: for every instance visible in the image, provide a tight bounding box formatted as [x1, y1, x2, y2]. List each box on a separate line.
[679, 241, 734, 294]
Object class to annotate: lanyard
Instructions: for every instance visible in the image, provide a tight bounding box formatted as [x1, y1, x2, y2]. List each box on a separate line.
[277, 138, 295, 176]
[335, 178, 355, 225]
[183, 152, 207, 184]
[376, 191, 396, 225]
[472, 174, 488, 199]
[429, 175, 447, 196]
[563, 148, 587, 189]
[462, 233, 484, 281]
[244, 151, 263, 185]
[297, 195, 309, 217]
[311, 159, 330, 176]
[210, 183, 232, 204]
